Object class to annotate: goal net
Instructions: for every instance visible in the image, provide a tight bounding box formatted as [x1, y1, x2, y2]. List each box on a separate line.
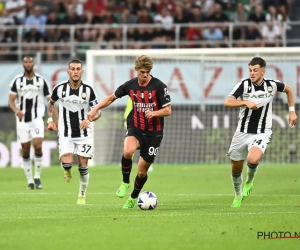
[86, 48, 300, 166]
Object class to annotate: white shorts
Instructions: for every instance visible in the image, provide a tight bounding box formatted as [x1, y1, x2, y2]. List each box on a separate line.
[227, 131, 272, 161]
[58, 137, 93, 159]
[17, 117, 44, 143]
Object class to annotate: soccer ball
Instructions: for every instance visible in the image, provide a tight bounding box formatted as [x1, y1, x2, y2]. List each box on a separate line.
[137, 191, 158, 210]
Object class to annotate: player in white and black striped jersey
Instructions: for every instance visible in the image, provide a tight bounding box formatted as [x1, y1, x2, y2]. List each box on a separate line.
[47, 59, 101, 205]
[225, 57, 297, 208]
[8, 56, 57, 190]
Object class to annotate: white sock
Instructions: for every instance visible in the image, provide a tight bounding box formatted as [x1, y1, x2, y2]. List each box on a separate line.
[34, 154, 43, 179]
[246, 163, 258, 183]
[23, 157, 33, 184]
[232, 173, 243, 198]
[78, 166, 89, 197]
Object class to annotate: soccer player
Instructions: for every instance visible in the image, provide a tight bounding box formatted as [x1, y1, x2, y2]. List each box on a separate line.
[87, 55, 171, 209]
[225, 57, 297, 208]
[8, 56, 56, 190]
[124, 97, 154, 172]
[47, 59, 101, 205]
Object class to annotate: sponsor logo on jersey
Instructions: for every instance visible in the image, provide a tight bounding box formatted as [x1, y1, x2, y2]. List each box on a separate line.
[243, 93, 274, 98]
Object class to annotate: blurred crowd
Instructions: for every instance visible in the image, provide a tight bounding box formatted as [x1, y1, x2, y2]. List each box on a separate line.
[0, 0, 293, 61]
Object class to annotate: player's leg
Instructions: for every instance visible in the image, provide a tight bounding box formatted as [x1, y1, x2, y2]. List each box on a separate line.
[243, 134, 270, 198]
[59, 137, 75, 182]
[17, 120, 34, 189]
[30, 117, 45, 189]
[116, 134, 140, 198]
[21, 141, 34, 189]
[123, 157, 152, 209]
[227, 131, 248, 207]
[76, 155, 90, 205]
[32, 137, 43, 189]
[231, 160, 244, 208]
[123, 136, 162, 209]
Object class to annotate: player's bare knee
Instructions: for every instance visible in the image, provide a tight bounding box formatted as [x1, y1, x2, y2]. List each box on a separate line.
[123, 149, 135, 159]
[137, 170, 147, 178]
[247, 155, 260, 165]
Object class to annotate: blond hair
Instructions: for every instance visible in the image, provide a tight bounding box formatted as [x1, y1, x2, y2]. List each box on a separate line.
[134, 55, 153, 71]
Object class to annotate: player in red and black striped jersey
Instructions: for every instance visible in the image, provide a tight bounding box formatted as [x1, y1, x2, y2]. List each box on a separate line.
[87, 55, 171, 209]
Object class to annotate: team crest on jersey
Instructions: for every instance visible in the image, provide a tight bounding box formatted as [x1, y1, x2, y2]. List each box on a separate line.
[36, 82, 40, 87]
[148, 92, 152, 99]
[267, 86, 273, 93]
[82, 93, 87, 99]
[164, 88, 169, 97]
[141, 93, 144, 98]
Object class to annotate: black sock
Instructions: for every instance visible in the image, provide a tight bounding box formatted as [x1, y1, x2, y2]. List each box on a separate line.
[121, 156, 132, 183]
[131, 175, 148, 198]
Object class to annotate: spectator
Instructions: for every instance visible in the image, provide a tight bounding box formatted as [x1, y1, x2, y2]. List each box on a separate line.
[156, 0, 176, 15]
[202, 25, 224, 48]
[31, 0, 56, 16]
[25, 5, 47, 34]
[153, 7, 174, 30]
[5, 0, 26, 24]
[261, 21, 281, 47]
[117, 7, 137, 24]
[84, 0, 106, 16]
[244, 23, 263, 47]
[247, 4, 266, 22]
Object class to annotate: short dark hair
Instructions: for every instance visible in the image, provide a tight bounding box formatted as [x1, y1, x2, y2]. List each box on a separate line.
[68, 59, 83, 68]
[248, 57, 266, 68]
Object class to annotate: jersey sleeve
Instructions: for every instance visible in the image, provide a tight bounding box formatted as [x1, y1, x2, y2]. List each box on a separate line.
[157, 82, 171, 108]
[114, 81, 129, 99]
[51, 85, 59, 102]
[228, 80, 245, 99]
[89, 87, 98, 108]
[10, 78, 17, 94]
[43, 79, 51, 97]
[274, 80, 285, 92]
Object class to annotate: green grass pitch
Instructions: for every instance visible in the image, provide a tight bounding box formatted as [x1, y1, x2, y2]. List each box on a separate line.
[0, 164, 299, 250]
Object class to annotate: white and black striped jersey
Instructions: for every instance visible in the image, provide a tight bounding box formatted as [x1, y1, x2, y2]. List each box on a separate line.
[51, 80, 98, 138]
[228, 78, 285, 134]
[10, 73, 51, 122]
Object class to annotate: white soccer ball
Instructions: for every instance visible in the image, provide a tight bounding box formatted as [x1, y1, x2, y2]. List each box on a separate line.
[137, 191, 158, 210]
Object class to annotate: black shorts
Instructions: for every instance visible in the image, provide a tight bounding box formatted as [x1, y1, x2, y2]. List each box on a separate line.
[126, 128, 163, 163]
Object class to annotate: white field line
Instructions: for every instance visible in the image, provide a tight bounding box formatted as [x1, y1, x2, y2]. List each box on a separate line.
[1, 192, 300, 197]
[0, 203, 293, 206]
[0, 211, 299, 220]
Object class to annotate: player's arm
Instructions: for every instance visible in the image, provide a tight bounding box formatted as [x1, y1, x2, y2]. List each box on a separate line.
[146, 105, 171, 118]
[47, 96, 58, 123]
[282, 83, 297, 127]
[87, 94, 118, 121]
[9, 79, 23, 120]
[224, 81, 258, 110]
[47, 98, 58, 131]
[224, 97, 258, 110]
[8, 93, 24, 120]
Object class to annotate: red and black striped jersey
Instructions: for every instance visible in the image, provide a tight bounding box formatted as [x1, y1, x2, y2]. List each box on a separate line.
[114, 76, 171, 136]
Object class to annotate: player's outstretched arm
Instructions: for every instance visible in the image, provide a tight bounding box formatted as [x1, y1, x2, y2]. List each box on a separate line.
[145, 105, 171, 119]
[283, 84, 297, 127]
[87, 94, 117, 121]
